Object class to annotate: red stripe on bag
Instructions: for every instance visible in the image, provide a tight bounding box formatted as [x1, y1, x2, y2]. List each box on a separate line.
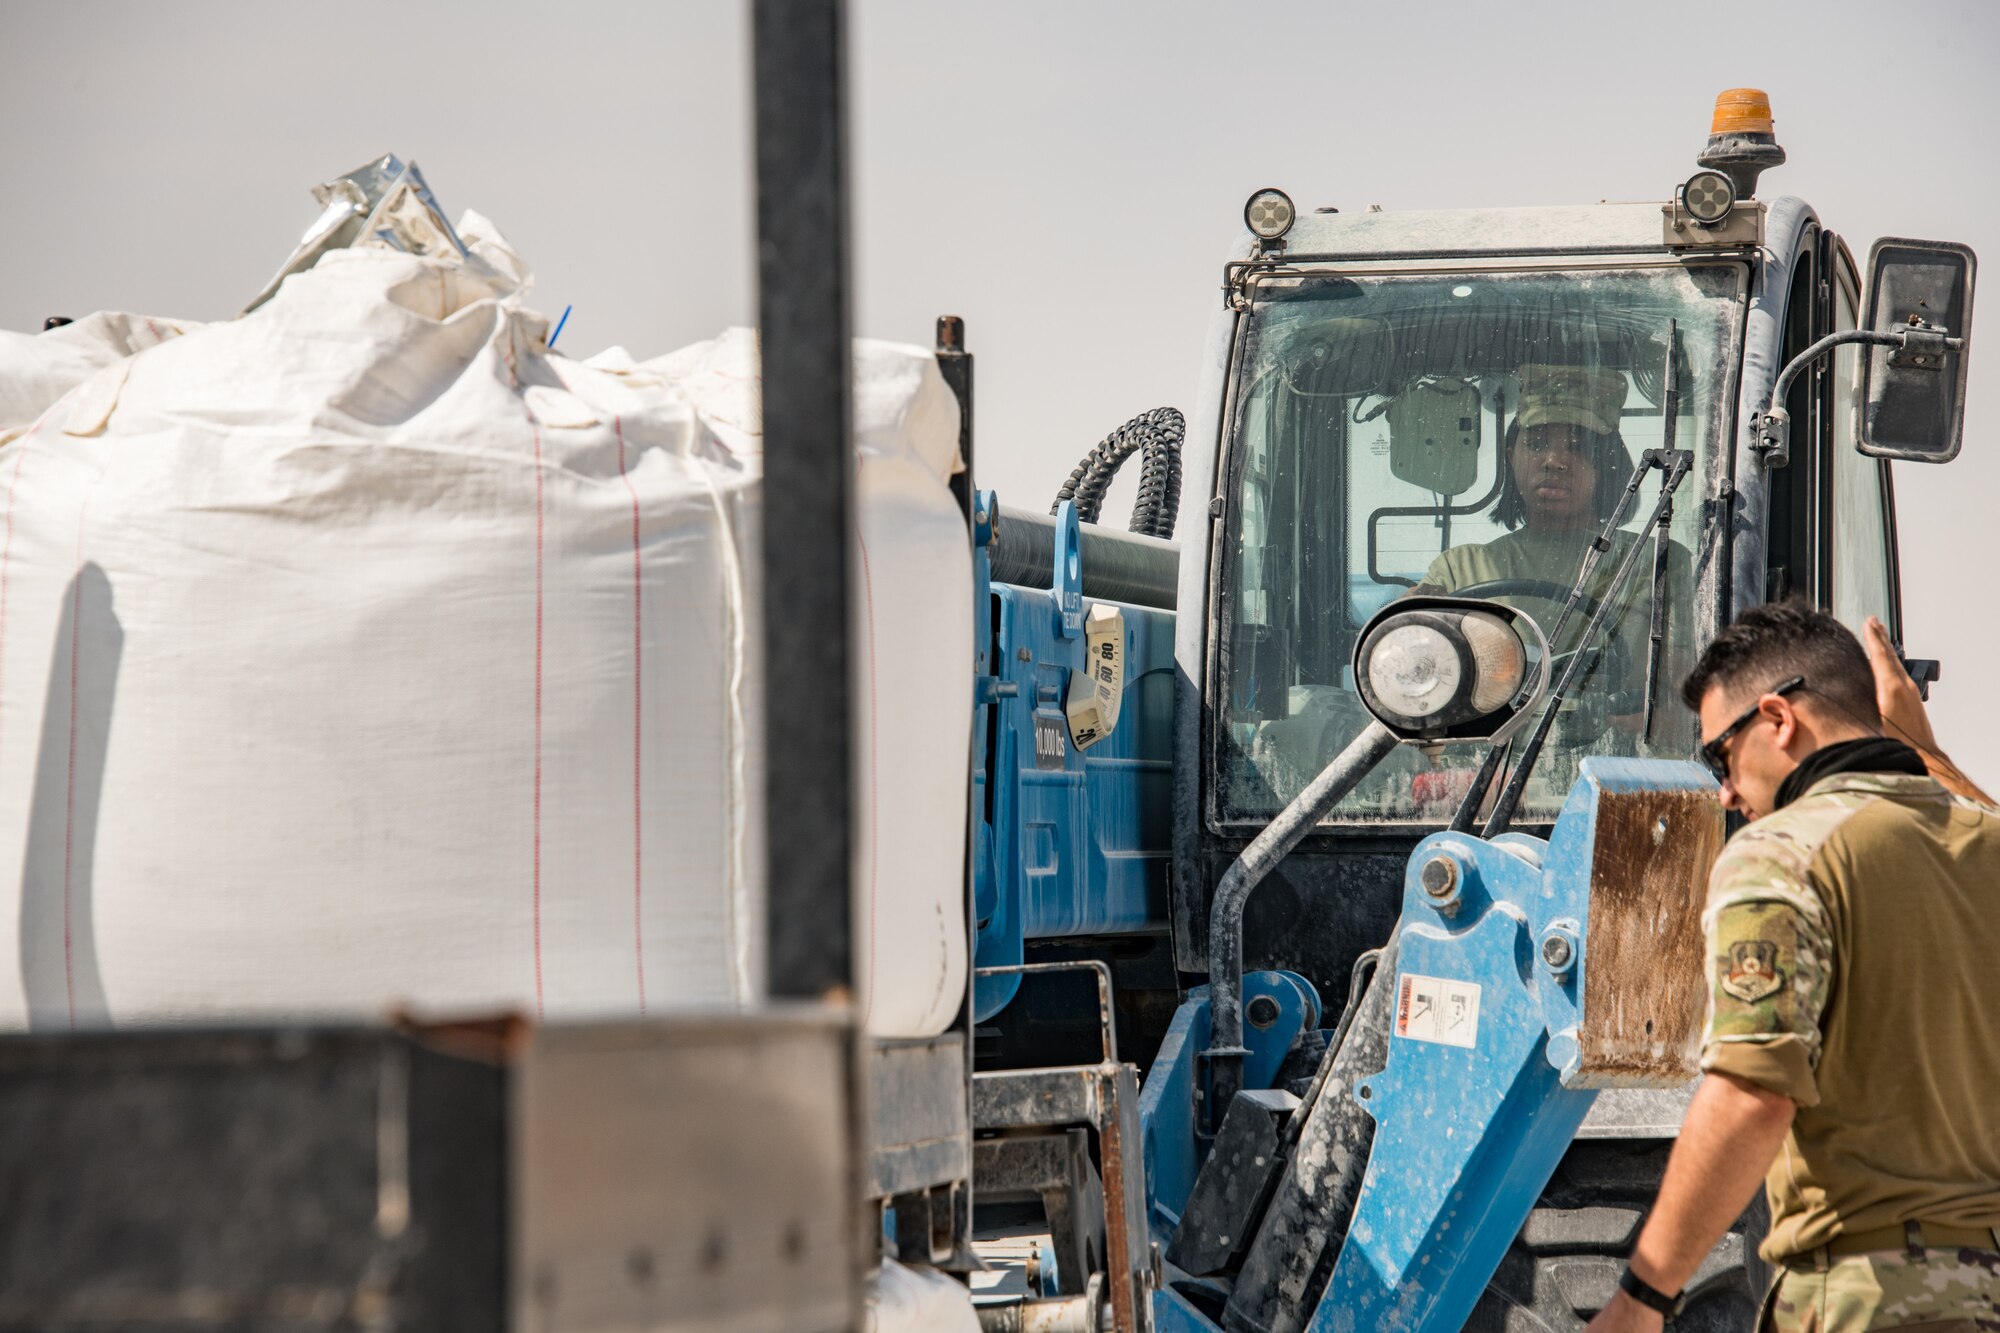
[532, 423, 546, 1020]
[509, 357, 546, 1020]
[615, 416, 646, 1014]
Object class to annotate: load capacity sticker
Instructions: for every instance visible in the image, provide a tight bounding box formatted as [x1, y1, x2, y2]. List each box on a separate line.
[1395, 971, 1481, 1048]
[1033, 712, 1068, 771]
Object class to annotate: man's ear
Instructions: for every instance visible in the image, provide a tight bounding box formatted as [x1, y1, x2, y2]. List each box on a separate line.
[1764, 694, 1801, 752]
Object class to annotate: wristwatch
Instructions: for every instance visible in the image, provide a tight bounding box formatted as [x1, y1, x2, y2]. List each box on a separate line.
[1618, 1265, 1684, 1317]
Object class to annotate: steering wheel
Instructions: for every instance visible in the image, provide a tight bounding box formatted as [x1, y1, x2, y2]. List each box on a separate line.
[1449, 578, 1602, 624]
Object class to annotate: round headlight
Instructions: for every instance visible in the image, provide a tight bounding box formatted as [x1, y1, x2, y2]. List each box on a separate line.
[1353, 599, 1545, 742]
[1365, 623, 1462, 719]
[1681, 169, 1736, 225]
[1244, 187, 1296, 243]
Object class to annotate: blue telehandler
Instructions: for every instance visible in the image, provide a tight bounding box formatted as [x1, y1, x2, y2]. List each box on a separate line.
[951, 88, 1977, 1333]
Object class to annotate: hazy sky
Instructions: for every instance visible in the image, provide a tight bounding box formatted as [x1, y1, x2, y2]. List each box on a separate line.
[6, 0, 1998, 781]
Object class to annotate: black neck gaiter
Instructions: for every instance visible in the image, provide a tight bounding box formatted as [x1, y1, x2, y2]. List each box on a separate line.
[1772, 736, 1928, 811]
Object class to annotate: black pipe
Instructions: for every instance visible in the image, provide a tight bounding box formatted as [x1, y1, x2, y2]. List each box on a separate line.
[988, 504, 1180, 610]
[1203, 721, 1398, 1131]
[1050, 407, 1186, 540]
[1775, 328, 1947, 411]
[754, 0, 853, 1000]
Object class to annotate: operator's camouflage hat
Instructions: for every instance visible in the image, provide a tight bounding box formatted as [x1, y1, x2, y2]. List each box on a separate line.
[1515, 365, 1629, 435]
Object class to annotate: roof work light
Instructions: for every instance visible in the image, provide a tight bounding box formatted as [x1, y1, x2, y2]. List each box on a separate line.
[1680, 169, 1736, 225]
[1244, 188, 1296, 244]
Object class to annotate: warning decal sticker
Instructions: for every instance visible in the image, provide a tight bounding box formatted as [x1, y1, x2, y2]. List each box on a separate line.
[1395, 971, 1481, 1048]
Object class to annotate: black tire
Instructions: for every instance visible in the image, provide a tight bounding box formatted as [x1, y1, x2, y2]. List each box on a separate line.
[1464, 1139, 1770, 1332]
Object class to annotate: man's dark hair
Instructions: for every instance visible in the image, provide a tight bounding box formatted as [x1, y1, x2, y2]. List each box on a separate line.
[1680, 599, 1880, 727]
[1491, 420, 1634, 531]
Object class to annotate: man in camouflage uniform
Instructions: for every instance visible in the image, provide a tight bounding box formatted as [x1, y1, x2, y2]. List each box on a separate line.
[1585, 602, 2000, 1332]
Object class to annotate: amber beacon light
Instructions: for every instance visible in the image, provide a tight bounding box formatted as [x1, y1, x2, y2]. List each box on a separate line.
[1697, 88, 1786, 197]
[1710, 87, 1775, 136]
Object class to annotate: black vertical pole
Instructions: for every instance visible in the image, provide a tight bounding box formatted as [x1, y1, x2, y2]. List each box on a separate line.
[754, 0, 853, 1002]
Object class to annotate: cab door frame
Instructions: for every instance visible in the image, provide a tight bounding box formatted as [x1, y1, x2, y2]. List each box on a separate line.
[1763, 218, 1832, 607]
[1821, 229, 1908, 640]
[1758, 222, 1907, 639]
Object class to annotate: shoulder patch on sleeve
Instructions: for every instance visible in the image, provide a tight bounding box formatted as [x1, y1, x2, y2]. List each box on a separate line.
[1705, 900, 1829, 1057]
[1721, 935, 1784, 1002]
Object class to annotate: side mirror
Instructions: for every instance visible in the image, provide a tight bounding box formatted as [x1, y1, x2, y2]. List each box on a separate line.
[1857, 237, 1976, 462]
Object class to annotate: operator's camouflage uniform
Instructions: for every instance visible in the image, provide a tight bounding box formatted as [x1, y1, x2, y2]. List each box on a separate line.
[1416, 526, 1693, 664]
[1699, 771, 2000, 1331]
[1416, 529, 1695, 770]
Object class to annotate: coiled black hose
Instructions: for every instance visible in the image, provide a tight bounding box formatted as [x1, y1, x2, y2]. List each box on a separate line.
[1049, 407, 1185, 540]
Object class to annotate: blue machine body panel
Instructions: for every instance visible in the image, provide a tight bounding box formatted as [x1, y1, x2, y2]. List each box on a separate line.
[971, 499, 1176, 1022]
[1138, 990, 1208, 1245]
[1155, 1283, 1225, 1333]
[1137, 971, 1320, 1246]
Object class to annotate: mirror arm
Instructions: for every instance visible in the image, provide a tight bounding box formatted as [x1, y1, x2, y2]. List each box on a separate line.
[1752, 325, 1962, 468]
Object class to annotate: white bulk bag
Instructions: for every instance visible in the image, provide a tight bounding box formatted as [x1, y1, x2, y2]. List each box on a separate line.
[0, 222, 968, 1038]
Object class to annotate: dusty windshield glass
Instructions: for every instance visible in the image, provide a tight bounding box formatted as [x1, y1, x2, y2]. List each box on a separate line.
[1214, 264, 1743, 828]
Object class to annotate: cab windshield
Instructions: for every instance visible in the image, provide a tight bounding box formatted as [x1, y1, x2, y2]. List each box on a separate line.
[1213, 264, 1745, 828]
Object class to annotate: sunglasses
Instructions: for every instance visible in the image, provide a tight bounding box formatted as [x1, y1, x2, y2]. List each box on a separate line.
[1697, 675, 1806, 784]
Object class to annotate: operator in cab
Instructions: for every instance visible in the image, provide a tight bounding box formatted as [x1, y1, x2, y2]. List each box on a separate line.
[1412, 364, 1675, 609]
[1410, 363, 1693, 736]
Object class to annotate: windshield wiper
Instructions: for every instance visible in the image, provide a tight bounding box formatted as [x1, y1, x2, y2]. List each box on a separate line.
[1473, 322, 1692, 838]
[1642, 324, 1683, 742]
